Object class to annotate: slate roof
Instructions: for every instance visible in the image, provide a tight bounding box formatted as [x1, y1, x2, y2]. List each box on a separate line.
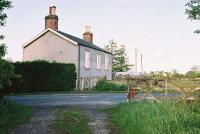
[58, 31, 111, 54]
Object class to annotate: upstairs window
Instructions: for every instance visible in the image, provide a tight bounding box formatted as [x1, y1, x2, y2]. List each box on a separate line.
[105, 55, 109, 70]
[97, 54, 101, 70]
[85, 51, 90, 69]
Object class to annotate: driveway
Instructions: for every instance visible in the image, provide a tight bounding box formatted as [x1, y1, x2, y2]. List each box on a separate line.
[7, 93, 127, 134]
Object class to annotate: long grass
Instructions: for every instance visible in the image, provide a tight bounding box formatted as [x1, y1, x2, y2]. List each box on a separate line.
[0, 99, 32, 134]
[107, 101, 200, 134]
[94, 79, 128, 91]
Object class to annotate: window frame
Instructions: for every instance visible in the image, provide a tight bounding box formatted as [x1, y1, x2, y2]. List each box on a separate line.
[105, 55, 109, 70]
[96, 54, 101, 70]
[84, 51, 90, 69]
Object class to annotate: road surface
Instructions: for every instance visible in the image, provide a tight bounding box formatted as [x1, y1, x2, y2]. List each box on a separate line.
[7, 93, 127, 106]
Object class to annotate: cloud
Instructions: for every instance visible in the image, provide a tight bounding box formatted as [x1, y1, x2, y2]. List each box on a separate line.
[154, 52, 165, 57]
[114, 0, 135, 5]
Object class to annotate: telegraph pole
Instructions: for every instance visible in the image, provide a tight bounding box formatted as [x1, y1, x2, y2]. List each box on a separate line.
[141, 54, 143, 73]
[135, 48, 138, 73]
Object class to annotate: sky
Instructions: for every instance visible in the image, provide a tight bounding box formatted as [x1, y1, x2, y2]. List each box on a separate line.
[1, 0, 200, 73]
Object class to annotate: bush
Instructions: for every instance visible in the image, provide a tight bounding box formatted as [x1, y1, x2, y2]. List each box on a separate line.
[0, 59, 17, 97]
[12, 60, 77, 93]
[94, 79, 127, 91]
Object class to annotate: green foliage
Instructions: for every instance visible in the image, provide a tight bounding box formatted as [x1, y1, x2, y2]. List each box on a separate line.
[105, 39, 130, 73]
[0, 0, 14, 98]
[185, 71, 200, 78]
[0, 59, 15, 90]
[94, 79, 127, 91]
[0, 59, 17, 98]
[52, 110, 92, 134]
[0, 0, 12, 58]
[108, 101, 200, 134]
[186, 0, 200, 20]
[0, 100, 32, 134]
[12, 60, 77, 93]
[0, 0, 12, 26]
[186, 0, 200, 33]
[0, 43, 6, 58]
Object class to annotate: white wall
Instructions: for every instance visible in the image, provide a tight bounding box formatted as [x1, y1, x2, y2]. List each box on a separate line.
[23, 31, 78, 67]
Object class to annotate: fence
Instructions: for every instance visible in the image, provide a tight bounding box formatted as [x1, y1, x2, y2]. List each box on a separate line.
[76, 76, 106, 90]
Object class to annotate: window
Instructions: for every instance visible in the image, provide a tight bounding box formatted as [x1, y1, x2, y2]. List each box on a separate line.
[85, 51, 90, 69]
[105, 55, 109, 70]
[97, 54, 101, 70]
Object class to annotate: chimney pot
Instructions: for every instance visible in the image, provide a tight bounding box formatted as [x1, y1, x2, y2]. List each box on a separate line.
[85, 26, 91, 33]
[51, 6, 56, 15]
[49, 7, 52, 15]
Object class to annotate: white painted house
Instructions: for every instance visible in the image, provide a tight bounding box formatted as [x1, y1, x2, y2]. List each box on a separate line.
[22, 6, 112, 90]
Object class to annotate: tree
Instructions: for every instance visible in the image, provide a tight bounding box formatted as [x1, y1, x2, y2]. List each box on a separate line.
[105, 39, 130, 72]
[0, 0, 14, 98]
[185, 71, 200, 78]
[0, 0, 12, 57]
[185, 0, 200, 33]
[185, 65, 200, 78]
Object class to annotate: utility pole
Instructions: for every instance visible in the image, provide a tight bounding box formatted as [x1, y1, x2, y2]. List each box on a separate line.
[135, 48, 138, 73]
[141, 54, 143, 73]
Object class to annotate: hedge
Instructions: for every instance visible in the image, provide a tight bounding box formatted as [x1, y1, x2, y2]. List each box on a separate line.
[12, 61, 77, 93]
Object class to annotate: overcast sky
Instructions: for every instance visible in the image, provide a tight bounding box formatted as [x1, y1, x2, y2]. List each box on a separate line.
[1, 0, 200, 73]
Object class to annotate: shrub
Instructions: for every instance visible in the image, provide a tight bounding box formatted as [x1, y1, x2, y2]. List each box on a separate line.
[12, 60, 77, 93]
[0, 59, 17, 98]
[94, 79, 127, 91]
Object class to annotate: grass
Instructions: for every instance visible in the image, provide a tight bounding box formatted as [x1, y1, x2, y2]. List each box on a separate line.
[94, 79, 128, 91]
[107, 101, 200, 134]
[52, 109, 92, 134]
[0, 99, 32, 134]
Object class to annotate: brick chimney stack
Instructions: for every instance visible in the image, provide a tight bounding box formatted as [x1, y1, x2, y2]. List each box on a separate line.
[45, 6, 58, 31]
[83, 26, 93, 43]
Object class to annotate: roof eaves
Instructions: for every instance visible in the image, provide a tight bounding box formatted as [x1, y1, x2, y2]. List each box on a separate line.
[22, 28, 78, 48]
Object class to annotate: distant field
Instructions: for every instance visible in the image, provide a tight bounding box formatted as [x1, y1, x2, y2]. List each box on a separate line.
[113, 78, 200, 93]
[107, 101, 200, 134]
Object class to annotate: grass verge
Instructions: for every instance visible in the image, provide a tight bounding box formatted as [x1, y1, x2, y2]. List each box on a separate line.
[107, 101, 200, 134]
[0, 99, 32, 134]
[52, 109, 92, 134]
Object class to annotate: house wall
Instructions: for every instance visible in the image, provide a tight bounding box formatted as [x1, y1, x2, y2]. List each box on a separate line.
[79, 45, 112, 89]
[23, 31, 78, 67]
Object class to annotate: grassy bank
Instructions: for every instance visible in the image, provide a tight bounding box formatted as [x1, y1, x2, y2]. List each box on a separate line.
[107, 101, 200, 134]
[52, 109, 92, 134]
[0, 100, 32, 134]
[93, 79, 128, 92]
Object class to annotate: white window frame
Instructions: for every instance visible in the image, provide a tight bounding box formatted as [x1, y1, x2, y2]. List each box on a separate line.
[85, 51, 90, 69]
[105, 55, 109, 70]
[96, 54, 101, 70]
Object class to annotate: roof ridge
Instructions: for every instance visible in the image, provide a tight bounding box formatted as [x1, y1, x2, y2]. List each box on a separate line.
[57, 31, 111, 54]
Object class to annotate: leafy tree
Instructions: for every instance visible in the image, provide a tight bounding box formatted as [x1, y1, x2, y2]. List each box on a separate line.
[185, 65, 200, 78]
[0, 0, 13, 98]
[185, 0, 200, 33]
[0, 0, 12, 57]
[105, 39, 130, 72]
[185, 71, 200, 78]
